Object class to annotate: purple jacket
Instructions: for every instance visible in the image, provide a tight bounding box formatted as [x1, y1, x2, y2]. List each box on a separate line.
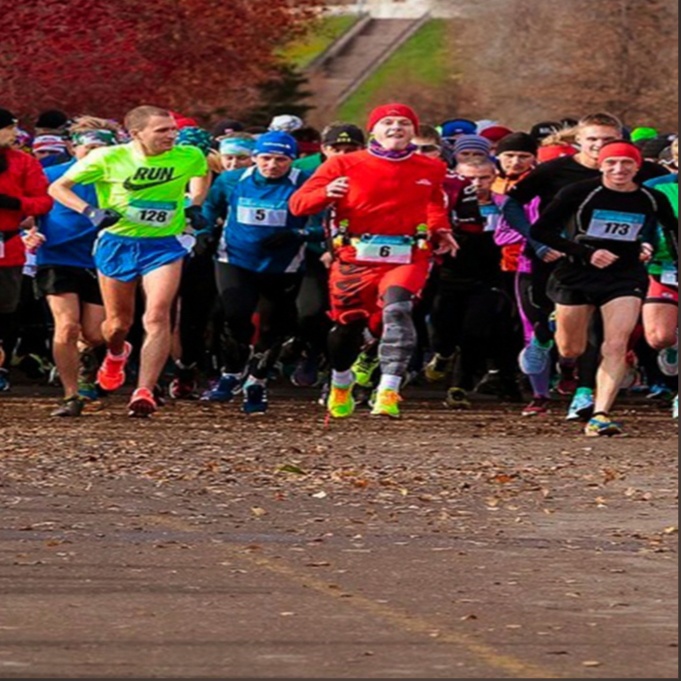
[492, 193, 540, 274]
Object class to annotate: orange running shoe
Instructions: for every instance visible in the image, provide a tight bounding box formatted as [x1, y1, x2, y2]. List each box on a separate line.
[128, 388, 157, 418]
[97, 342, 132, 392]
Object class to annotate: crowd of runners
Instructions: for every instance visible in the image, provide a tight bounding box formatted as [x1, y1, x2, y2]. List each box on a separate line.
[0, 103, 677, 437]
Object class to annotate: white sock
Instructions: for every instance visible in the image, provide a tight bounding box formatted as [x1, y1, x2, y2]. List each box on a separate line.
[332, 369, 354, 387]
[378, 373, 401, 392]
[108, 343, 130, 360]
[244, 375, 266, 388]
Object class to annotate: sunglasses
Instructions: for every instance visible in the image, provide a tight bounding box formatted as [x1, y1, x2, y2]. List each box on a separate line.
[415, 144, 441, 153]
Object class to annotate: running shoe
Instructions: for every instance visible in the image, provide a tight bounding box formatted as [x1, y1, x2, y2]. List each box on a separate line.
[97, 342, 132, 392]
[566, 389, 594, 421]
[242, 382, 268, 415]
[522, 396, 550, 417]
[200, 373, 241, 402]
[584, 413, 624, 438]
[291, 354, 320, 388]
[352, 352, 380, 389]
[128, 388, 157, 418]
[657, 344, 678, 377]
[425, 353, 453, 383]
[519, 339, 552, 376]
[77, 381, 99, 402]
[646, 383, 674, 402]
[370, 388, 401, 418]
[169, 363, 198, 400]
[14, 353, 53, 380]
[327, 382, 356, 419]
[445, 387, 471, 410]
[0, 368, 10, 392]
[673, 394, 678, 420]
[51, 395, 86, 418]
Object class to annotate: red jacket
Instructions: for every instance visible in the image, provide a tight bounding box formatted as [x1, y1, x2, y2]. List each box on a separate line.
[0, 149, 53, 267]
[290, 150, 450, 261]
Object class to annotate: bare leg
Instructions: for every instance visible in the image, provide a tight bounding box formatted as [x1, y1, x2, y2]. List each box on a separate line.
[138, 260, 183, 392]
[80, 302, 106, 348]
[595, 297, 642, 415]
[554, 303, 594, 360]
[642, 302, 678, 350]
[98, 274, 137, 355]
[46, 293, 81, 398]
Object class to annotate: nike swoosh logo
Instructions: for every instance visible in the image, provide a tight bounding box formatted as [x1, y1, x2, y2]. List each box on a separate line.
[123, 178, 176, 191]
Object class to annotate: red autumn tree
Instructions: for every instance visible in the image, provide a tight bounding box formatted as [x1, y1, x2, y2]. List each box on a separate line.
[0, 0, 322, 125]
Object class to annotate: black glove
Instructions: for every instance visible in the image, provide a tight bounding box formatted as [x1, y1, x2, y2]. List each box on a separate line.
[193, 230, 219, 258]
[185, 205, 209, 232]
[261, 230, 304, 251]
[0, 193, 21, 210]
[82, 204, 121, 229]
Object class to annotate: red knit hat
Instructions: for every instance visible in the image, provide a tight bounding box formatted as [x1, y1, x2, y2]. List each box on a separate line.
[598, 141, 642, 167]
[480, 125, 514, 143]
[367, 103, 419, 132]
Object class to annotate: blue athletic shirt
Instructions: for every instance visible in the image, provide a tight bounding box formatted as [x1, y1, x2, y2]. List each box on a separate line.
[203, 165, 312, 274]
[39, 160, 100, 268]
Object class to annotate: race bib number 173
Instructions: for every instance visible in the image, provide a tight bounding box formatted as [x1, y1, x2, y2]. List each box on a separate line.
[586, 209, 645, 242]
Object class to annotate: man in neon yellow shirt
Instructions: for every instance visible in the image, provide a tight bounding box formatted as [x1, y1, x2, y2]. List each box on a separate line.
[49, 106, 210, 417]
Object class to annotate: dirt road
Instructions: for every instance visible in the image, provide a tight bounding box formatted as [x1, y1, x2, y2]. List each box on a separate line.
[0, 389, 677, 678]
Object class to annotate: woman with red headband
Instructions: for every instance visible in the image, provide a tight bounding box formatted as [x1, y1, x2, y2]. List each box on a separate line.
[530, 140, 678, 437]
[290, 103, 458, 419]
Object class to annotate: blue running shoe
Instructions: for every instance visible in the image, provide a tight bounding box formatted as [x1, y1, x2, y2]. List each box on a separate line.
[519, 339, 552, 376]
[585, 413, 624, 437]
[646, 383, 674, 402]
[243, 381, 268, 415]
[200, 373, 241, 402]
[0, 368, 10, 392]
[566, 389, 594, 421]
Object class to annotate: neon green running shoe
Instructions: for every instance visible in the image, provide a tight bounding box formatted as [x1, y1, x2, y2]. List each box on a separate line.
[370, 388, 402, 419]
[327, 383, 356, 419]
[351, 351, 380, 389]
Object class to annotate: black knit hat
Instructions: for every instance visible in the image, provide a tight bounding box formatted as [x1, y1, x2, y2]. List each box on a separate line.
[0, 108, 17, 129]
[496, 132, 538, 156]
[530, 121, 561, 142]
[35, 109, 69, 130]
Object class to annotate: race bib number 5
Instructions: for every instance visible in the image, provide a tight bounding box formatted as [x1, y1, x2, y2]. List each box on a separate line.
[586, 210, 645, 242]
[127, 200, 177, 227]
[354, 235, 413, 264]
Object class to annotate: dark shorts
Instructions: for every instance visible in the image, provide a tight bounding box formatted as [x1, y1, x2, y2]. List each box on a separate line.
[35, 266, 103, 306]
[547, 265, 648, 308]
[0, 266, 24, 314]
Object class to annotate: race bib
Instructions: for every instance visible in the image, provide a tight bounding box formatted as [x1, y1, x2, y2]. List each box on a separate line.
[354, 235, 413, 265]
[127, 200, 177, 227]
[661, 265, 678, 287]
[480, 204, 501, 233]
[586, 210, 645, 242]
[237, 201, 287, 228]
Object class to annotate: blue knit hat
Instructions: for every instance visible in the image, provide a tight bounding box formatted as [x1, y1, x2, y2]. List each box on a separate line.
[453, 134, 492, 157]
[254, 131, 298, 159]
[440, 118, 477, 139]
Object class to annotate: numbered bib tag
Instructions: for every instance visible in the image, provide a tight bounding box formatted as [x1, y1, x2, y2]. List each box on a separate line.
[354, 235, 413, 264]
[480, 204, 501, 233]
[127, 200, 177, 227]
[661, 264, 678, 287]
[586, 210, 645, 242]
[237, 200, 287, 228]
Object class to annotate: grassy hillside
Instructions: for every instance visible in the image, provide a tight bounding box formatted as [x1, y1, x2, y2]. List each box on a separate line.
[280, 14, 360, 70]
[337, 20, 452, 124]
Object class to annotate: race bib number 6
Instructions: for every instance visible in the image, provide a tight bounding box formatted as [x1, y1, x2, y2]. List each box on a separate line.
[354, 235, 413, 264]
[586, 210, 645, 242]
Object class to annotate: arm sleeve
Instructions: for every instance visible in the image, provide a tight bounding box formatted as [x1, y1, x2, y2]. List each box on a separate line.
[529, 190, 590, 257]
[201, 176, 228, 230]
[427, 168, 452, 234]
[63, 148, 107, 186]
[18, 156, 53, 217]
[654, 190, 679, 262]
[289, 160, 340, 216]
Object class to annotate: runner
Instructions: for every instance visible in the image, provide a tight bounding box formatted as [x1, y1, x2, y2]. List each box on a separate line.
[0, 108, 53, 392]
[503, 112, 667, 421]
[199, 131, 316, 414]
[290, 103, 458, 419]
[48, 105, 210, 417]
[529, 141, 678, 436]
[643, 137, 679, 418]
[36, 122, 119, 416]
